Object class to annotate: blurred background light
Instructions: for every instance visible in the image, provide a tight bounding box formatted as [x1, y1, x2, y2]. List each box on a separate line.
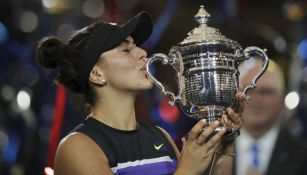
[19, 11, 39, 33]
[1, 85, 15, 102]
[0, 22, 8, 44]
[0, 130, 8, 150]
[82, 0, 105, 18]
[21, 65, 40, 86]
[17, 90, 31, 111]
[3, 132, 20, 166]
[42, 0, 58, 9]
[44, 167, 54, 175]
[42, 0, 67, 13]
[282, 1, 305, 22]
[298, 39, 307, 61]
[273, 36, 287, 53]
[285, 91, 300, 110]
[56, 23, 75, 42]
[158, 98, 180, 123]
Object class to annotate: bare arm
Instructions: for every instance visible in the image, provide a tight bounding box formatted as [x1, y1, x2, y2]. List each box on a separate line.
[54, 132, 114, 175]
[208, 141, 235, 175]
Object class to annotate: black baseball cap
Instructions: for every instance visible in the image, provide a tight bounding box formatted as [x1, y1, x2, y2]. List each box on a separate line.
[77, 11, 153, 94]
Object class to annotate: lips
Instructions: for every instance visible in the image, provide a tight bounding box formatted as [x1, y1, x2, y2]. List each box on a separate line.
[140, 65, 149, 78]
[140, 67, 146, 71]
[140, 64, 147, 71]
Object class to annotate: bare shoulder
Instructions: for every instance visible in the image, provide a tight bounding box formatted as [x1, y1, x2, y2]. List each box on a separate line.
[156, 126, 180, 158]
[54, 132, 113, 175]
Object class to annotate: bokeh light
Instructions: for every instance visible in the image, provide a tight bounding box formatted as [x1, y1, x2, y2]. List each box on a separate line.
[285, 91, 300, 110]
[19, 11, 39, 33]
[0, 22, 8, 44]
[17, 90, 31, 111]
[1, 85, 15, 102]
[158, 98, 180, 123]
[42, 0, 67, 13]
[42, 0, 58, 8]
[44, 167, 54, 175]
[273, 36, 287, 53]
[82, 0, 105, 18]
[56, 23, 75, 42]
[298, 39, 307, 61]
[0, 130, 8, 150]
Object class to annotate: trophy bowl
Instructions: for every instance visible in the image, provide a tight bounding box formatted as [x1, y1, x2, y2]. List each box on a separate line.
[146, 5, 269, 140]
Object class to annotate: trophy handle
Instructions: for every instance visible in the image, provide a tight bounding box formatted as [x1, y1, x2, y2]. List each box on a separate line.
[241, 46, 269, 102]
[146, 53, 181, 106]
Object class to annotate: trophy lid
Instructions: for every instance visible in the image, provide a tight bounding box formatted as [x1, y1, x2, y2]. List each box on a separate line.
[179, 5, 241, 48]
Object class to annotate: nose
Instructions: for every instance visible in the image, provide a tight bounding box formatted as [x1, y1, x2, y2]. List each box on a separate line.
[138, 47, 148, 62]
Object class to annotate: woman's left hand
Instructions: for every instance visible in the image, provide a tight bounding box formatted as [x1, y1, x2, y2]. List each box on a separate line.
[221, 86, 246, 129]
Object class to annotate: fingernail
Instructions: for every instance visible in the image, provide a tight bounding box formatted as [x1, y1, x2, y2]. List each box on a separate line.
[201, 119, 206, 124]
[225, 117, 229, 123]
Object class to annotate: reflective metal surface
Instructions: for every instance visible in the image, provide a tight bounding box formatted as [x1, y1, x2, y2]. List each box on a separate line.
[146, 5, 269, 140]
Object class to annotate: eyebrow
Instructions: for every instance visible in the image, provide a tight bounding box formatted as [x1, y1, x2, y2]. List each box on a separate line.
[122, 39, 135, 45]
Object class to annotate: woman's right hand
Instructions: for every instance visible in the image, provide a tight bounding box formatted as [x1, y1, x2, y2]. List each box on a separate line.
[175, 120, 226, 175]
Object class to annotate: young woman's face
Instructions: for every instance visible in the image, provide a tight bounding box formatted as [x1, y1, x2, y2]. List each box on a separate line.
[97, 36, 153, 92]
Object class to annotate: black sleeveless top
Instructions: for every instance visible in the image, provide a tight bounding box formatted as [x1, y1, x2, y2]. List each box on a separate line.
[72, 117, 178, 175]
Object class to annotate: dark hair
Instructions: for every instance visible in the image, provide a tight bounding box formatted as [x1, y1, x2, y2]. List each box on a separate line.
[36, 23, 101, 105]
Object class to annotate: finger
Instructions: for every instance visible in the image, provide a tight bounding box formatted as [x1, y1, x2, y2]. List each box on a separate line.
[221, 113, 233, 127]
[239, 84, 244, 92]
[188, 119, 206, 141]
[197, 121, 220, 144]
[236, 92, 246, 113]
[226, 108, 242, 128]
[228, 109, 243, 128]
[221, 113, 233, 126]
[205, 127, 226, 149]
[212, 140, 221, 152]
[181, 137, 187, 145]
[203, 143, 220, 159]
[226, 108, 236, 123]
[236, 91, 245, 102]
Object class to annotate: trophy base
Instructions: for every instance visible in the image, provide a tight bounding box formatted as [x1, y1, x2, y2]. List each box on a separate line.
[191, 107, 241, 141]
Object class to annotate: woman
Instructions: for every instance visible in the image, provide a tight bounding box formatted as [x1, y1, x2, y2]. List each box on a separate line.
[36, 11, 244, 175]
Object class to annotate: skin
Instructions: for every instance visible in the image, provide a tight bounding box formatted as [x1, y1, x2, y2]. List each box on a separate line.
[54, 36, 245, 175]
[240, 59, 285, 139]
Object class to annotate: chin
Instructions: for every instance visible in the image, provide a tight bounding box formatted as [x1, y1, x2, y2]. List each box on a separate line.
[245, 116, 268, 128]
[140, 81, 153, 90]
[140, 77, 153, 88]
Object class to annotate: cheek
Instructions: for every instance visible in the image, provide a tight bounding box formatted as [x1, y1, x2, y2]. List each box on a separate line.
[105, 58, 136, 75]
[265, 98, 283, 111]
[106, 58, 136, 71]
[103, 57, 139, 87]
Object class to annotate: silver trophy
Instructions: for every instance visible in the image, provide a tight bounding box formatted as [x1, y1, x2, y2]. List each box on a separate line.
[146, 5, 269, 140]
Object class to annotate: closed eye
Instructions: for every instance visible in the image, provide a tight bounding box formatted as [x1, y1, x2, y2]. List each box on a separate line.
[121, 38, 136, 52]
[123, 48, 132, 52]
[122, 44, 136, 53]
